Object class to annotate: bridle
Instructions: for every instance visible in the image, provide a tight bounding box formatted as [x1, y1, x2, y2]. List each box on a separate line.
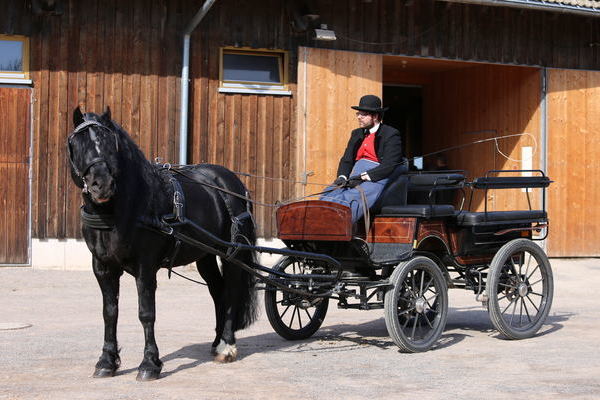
[67, 119, 119, 193]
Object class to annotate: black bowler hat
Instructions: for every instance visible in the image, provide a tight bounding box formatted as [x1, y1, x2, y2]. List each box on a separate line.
[351, 95, 388, 113]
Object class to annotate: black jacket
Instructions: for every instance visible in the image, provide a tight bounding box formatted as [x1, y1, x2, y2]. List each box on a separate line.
[336, 124, 403, 182]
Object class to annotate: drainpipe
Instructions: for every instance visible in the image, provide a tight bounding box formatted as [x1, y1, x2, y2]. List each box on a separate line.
[179, 0, 217, 165]
[437, 0, 600, 18]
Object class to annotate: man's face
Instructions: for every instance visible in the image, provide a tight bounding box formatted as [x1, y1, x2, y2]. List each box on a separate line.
[356, 111, 376, 129]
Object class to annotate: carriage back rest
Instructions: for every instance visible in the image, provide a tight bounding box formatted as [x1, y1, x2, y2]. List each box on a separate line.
[471, 175, 551, 189]
[371, 163, 409, 212]
[406, 171, 466, 206]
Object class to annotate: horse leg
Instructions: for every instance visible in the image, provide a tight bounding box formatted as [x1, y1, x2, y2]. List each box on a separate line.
[134, 268, 163, 381]
[212, 260, 242, 363]
[92, 258, 122, 378]
[196, 256, 224, 354]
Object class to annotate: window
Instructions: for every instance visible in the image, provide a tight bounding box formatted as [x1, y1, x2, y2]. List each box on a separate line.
[219, 48, 290, 95]
[0, 35, 30, 83]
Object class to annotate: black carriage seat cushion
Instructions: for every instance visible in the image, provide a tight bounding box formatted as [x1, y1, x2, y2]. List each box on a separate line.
[370, 164, 409, 213]
[379, 204, 456, 218]
[455, 210, 548, 226]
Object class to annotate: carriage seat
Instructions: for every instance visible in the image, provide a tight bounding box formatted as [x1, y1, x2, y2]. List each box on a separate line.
[372, 172, 465, 218]
[370, 163, 409, 213]
[455, 210, 547, 226]
[378, 204, 456, 218]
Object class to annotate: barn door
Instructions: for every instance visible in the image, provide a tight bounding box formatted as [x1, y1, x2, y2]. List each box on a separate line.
[296, 47, 382, 195]
[0, 87, 31, 264]
[546, 69, 600, 257]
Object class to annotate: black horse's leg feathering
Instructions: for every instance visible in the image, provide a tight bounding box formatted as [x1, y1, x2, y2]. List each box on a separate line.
[134, 265, 163, 381]
[92, 258, 123, 378]
[196, 255, 225, 353]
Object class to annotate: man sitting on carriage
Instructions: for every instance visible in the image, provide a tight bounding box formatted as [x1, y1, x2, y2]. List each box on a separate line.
[322, 94, 405, 222]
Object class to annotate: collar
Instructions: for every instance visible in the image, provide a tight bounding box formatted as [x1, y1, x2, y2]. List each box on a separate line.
[369, 122, 380, 134]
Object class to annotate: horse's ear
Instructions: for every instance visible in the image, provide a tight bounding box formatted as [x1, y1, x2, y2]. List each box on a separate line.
[101, 106, 111, 122]
[73, 107, 84, 128]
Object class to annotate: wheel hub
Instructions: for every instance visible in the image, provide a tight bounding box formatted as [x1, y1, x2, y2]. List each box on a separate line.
[415, 297, 427, 314]
[517, 283, 529, 297]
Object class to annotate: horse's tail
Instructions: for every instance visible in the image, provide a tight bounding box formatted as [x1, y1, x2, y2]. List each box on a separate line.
[233, 194, 259, 331]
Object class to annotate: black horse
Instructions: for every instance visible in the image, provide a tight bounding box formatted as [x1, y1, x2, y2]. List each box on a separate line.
[68, 107, 258, 381]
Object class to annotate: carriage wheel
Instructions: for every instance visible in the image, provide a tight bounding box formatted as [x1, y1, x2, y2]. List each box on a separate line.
[264, 257, 329, 340]
[384, 256, 448, 353]
[487, 239, 553, 340]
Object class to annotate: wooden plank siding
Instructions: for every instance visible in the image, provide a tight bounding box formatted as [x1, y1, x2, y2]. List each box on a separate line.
[297, 47, 382, 194]
[420, 64, 542, 212]
[547, 69, 600, 257]
[0, 88, 31, 264]
[0, 0, 599, 241]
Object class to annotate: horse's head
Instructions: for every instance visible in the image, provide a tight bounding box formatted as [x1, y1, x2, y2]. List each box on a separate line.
[68, 107, 119, 204]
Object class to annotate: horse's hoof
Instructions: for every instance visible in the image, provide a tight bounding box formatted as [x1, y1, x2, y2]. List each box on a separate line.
[213, 353, 237, 363]
[136, 369, 160, 381]
[93, 368, 116, 378]
[213, 340, 238, 363]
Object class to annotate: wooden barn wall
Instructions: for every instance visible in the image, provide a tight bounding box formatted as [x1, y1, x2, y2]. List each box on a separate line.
[547, 69, 600, 257]
[0, 88, 31, 264]
[297, 47, 382, 195]
[422, 65, 542, 212]
[0, 0, 598, 240]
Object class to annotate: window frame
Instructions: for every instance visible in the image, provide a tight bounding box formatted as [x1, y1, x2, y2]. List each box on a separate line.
[0, 34, 31, 84]
[219, 47, 291, 96]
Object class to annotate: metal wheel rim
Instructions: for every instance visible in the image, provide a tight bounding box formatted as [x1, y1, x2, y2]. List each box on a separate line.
[494, 249, 550, 332]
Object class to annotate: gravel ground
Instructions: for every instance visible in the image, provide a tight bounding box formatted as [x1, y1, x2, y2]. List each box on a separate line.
[1, 258, 599, 400]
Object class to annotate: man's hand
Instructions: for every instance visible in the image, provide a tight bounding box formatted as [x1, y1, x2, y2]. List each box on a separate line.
[334, 176, 347, 187]
[345, 176, 363, 188]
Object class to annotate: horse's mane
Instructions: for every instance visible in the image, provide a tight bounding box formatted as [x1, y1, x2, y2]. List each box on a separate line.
[90, 114, 172, 239]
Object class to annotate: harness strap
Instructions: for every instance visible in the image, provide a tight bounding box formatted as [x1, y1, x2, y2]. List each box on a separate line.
[80, 206, 115, 230]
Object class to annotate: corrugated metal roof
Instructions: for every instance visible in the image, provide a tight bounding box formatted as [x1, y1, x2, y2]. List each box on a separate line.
[534, 0, 600, 9]
[439, 0, 600, 15]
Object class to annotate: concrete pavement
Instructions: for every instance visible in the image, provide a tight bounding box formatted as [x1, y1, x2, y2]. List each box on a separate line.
[1, 258, 599, 400]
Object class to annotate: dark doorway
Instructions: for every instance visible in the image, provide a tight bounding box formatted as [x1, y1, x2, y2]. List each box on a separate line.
[383, 85, 422, 170]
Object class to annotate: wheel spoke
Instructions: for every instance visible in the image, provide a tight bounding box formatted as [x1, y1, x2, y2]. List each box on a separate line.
[513, 252, 523, 278]
[526, 295, 540, 313]
[304, 308, 313, 321]
[422, 277, 435, 295]
[501, 296, 518, 315]
[522, 298, 532, 323]
[289, 306, 297, 328]
[425, 293, 438, 306]
[296, 307, 303, 329]
[498, 282, 518, 290]
[524, 252, 533, 278]
[526, 264, 540, 281]
[411, 314, 418, 339]
[509, 296, 518, 326]
[419, 269, 425, 295]
[530, 291, 544, 298]
[398, 307, 416, 316]
[528, 278, 543, 287]
[280, 304, 292, 319]
[402, 314, 412, 329]
[424, 313, 434, 329]
[519, 297, 524, 326]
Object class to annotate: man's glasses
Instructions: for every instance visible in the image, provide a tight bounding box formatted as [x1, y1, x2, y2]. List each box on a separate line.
[356, 112, 372, 117]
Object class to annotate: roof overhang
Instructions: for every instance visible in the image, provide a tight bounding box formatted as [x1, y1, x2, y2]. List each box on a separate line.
[437, 0, 600, 17]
